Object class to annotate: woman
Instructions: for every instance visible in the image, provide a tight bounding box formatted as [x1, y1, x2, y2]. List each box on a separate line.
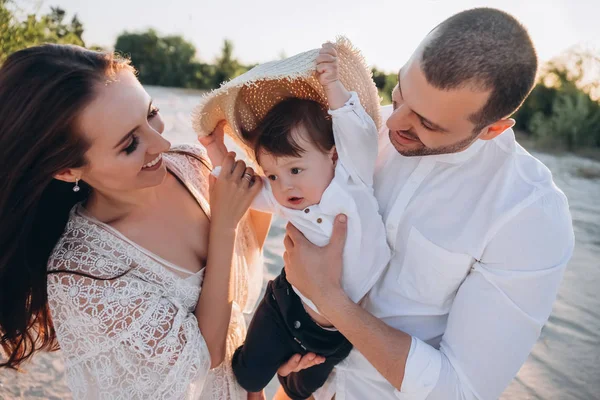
[0, 44, 319, 399]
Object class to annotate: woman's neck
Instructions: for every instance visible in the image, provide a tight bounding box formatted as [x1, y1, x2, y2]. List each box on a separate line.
[84, 178, 166, 224]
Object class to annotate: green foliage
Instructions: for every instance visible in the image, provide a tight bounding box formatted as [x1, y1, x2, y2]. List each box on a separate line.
[529, 86, 600, 150]
[115, 29, 199, 88]
[114, 32, 248, 89]
[1, 1, 84, 63]
[212, 39, 249, 87]
[514, 49, 600, 150]
[372, 67, 396, 105]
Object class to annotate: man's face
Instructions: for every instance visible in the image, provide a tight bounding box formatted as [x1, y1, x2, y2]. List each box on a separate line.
[388, 52, 492, 157]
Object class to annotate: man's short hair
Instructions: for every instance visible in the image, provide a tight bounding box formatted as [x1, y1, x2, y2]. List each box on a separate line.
[420, 8, 538, 131]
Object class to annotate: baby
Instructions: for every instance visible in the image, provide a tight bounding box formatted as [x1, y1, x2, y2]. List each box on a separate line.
[204, 43, 390, 399]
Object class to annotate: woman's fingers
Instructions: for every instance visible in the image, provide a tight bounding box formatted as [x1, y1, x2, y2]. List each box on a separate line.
[221, 152, 236, 173]
[231, 159, 247, 178]
[242, 166, 254, 184]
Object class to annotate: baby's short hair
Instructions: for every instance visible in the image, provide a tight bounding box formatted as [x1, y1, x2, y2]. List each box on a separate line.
[242, 98, 334, 162]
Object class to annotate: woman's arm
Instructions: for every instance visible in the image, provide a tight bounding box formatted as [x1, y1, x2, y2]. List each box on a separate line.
[195, 154, 262, 368]
[200, 121, 274, 250]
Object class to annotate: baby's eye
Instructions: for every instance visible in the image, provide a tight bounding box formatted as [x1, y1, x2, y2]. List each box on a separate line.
[291, 168, 302, 175]
[268, 175, 277, 181]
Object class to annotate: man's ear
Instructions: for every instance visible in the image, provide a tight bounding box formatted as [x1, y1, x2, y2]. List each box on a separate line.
[53, 168, 81, 183]
[479, 118, 515, 141]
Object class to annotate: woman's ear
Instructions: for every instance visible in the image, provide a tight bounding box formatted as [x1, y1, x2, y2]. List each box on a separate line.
[53, 168, 81, 183]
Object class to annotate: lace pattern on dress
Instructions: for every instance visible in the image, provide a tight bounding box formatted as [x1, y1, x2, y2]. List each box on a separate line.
[47, 144, 261, 400]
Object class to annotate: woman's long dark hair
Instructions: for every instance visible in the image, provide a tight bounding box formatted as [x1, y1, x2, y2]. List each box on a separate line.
[0, 44, 132, 369]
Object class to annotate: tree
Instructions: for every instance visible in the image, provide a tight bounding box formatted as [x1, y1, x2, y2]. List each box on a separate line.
[115, 29, 202, 88]
[1, 1, 84, 63]
[514, 48, 600, 150]
[371, 67, 397, 105]
[212, 39, 247, 87]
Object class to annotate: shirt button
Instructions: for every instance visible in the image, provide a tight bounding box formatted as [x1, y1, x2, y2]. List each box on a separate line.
[317, 218, 322, 223]
[304, 208, 310, 214]
[294, 320, 301, 329]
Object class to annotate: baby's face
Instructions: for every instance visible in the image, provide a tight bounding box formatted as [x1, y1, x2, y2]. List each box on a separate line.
[258, 127, 335, 210]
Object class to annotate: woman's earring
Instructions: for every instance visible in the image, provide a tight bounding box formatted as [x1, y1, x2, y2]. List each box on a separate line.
[73, 178, 81, 193]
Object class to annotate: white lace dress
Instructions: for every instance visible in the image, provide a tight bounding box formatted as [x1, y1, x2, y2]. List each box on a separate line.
[47, 144, 263, 400]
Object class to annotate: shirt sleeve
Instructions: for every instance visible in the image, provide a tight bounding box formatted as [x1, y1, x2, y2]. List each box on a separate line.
[328, 91, 379, 187]
[211, 166, 276, 213]
[397, 190, 574, 400]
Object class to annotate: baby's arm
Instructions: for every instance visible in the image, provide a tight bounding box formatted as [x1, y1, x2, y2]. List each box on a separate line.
[316, 43, 350, 110]
[317, 44, 379, 187]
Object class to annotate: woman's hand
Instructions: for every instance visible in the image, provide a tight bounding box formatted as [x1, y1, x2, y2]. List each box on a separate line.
[199, 120, 228, 167]
[209, 152, 262, 231]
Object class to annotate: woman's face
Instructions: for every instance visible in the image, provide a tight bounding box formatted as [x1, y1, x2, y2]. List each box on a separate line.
[76, 70, 171, 195]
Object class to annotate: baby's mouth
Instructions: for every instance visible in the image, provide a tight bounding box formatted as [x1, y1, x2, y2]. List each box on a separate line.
[287, 196, 304, 205]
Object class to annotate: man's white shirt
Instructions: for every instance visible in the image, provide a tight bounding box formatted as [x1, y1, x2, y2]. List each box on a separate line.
[316, 105, 574, 400]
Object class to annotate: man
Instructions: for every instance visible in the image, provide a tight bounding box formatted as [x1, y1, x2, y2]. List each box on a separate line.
[282, 8, 574, 400]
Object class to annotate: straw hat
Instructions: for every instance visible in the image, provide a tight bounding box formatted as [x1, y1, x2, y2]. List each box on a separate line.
[192, 37, 381, 156]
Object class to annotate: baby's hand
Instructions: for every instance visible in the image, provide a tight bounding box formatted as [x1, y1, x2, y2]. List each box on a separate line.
[316, 43, 339, 88]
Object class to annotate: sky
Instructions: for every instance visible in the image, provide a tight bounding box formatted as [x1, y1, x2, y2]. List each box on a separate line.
[17, 0, 600, 73]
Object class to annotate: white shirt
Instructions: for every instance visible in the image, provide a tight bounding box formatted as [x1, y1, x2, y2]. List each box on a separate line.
[242, 92, 391, 313]
[316, 105, 574, 399]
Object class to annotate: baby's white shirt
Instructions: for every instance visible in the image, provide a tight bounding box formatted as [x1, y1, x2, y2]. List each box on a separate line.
[214, 92, 391, 314]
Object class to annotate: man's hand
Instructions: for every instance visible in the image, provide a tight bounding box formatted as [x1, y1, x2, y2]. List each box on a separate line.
[198, 120, 228, 167]
[283, 214, 348, 307]
[277, 352, 325, 377]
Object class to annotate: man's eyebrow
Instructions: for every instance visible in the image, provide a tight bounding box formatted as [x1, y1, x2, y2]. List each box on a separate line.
[414, 112, 449, 133]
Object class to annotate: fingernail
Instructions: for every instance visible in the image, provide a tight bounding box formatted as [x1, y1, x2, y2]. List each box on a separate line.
[338, 214, 347, 223]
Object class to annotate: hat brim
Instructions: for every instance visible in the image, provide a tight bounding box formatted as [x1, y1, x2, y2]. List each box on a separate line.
[192, 37, 381, 157]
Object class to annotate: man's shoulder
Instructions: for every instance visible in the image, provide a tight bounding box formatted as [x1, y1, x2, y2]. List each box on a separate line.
[491, 131, 559, 193]
[488, 135, 572, 240]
